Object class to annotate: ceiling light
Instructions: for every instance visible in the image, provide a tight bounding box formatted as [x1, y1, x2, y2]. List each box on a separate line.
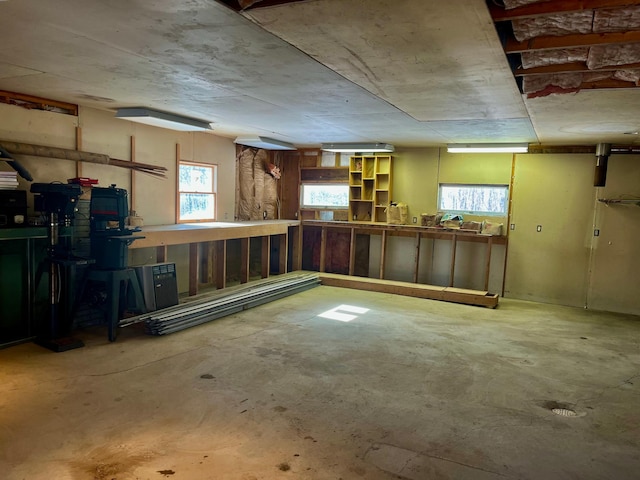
[234, 136, 296, 150]
[115, 108, 212, 131]
[447, 143, 528, 153]
[321, 142, 394, 153]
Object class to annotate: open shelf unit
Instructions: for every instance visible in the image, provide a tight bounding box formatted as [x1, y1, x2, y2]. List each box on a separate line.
[348, 155, 392, 222]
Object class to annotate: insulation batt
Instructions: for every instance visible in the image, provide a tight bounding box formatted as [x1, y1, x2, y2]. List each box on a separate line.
[521, 48, 588, 69]
[503, 0, 551, 9]
[588, 44, 640, 69]
[512, 11, 593, 42]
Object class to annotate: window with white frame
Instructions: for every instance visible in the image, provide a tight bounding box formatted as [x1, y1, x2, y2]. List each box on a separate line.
[178, 161, 217, 222]
[438, 183, 508, 216]
[300, 184, 349, 209]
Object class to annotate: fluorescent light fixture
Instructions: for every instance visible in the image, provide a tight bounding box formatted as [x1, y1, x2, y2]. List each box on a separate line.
[115, 107, 212, 131]
[447, 143, 528, 153]
[321, 142, 394, 153]
[234, 136, 296, 150]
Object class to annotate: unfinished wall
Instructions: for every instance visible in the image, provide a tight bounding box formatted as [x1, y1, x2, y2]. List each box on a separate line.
[236, 146, 278, 221]
[0, 102, 237, 295]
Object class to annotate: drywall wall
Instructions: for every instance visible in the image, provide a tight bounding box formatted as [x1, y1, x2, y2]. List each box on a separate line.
[587, 154, 640, 315]
[505, 154, 594, 307]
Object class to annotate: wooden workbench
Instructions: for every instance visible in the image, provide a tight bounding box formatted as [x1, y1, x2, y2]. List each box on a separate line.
[130, 220, 301, 296]
[302, 220, 508, 294]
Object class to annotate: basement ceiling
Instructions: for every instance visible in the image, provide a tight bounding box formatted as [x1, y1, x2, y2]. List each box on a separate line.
[0, 0, 638, 148]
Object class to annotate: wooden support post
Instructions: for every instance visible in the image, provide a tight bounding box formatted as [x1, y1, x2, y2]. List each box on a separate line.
[156, 245, 168, 263]
[130, 135, 136, 214]
[319, 227, 327, 273]
[278, 233, 288, 274]
[291, 225, 302, 271]
[261, 236, 270, 278]
[175, 144, 181, 224]
[240, 237, 250, 284]
[189, 243, 199, 296]
[413, 232, 421, 283]
[349, 228, 356, 276]
[75, 126, 83, 178]
[449, 234, 458, 287]
[199, 241, 212, 284]
[215, 240, 226, 289]
[379, 230, 387, 280]
[484, 236, 493, 291]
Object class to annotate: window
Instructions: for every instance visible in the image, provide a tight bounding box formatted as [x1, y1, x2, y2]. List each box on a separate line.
[300, 184, 349, 209]
[178, 161, 217, 222]
[438, 184, 508, 216]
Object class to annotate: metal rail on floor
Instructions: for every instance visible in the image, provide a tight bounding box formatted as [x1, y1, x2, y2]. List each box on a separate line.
[120, 273, 321, 335]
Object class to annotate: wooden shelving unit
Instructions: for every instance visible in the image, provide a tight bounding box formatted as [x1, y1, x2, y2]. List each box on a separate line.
[348, 154, 392, 222]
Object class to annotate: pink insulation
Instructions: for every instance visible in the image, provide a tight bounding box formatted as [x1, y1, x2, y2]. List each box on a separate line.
[503, 0, 551, 9]
[512, 11, 593, 42]
[505, 2, 640, 96]
[521, 48, 588, 69]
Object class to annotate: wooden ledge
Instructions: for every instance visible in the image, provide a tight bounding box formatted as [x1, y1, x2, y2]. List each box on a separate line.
[319, 273, 499, 309]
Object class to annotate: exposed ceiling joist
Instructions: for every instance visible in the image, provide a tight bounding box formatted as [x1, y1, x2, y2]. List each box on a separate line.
[505, 30, 640, 53]
[490, 0, 640, 21]
[514, 61, 640, 76]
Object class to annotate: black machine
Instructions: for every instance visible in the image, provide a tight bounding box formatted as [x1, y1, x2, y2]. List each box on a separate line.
[81, 185, 147, 341]
[30, 183, 86, 352]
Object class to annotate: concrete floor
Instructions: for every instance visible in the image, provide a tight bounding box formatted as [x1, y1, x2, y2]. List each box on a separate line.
[1, 286, 639, 480]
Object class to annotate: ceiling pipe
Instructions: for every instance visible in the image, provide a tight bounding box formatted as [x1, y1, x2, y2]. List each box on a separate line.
[594, 143, 611, 187]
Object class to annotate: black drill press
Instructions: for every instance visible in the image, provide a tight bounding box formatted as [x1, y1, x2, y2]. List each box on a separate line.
[30, 183, 86, 352]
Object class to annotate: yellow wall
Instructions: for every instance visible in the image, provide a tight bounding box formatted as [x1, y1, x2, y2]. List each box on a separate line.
[377, 147, 639, 315]
[0, 103, 237, 293]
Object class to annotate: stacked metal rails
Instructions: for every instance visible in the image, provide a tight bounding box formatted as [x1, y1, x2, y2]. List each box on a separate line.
[120, 272, 320, 336]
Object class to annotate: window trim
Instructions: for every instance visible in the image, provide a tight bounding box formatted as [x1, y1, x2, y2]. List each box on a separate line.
[177, 160, 218, 223]
[438, 183, 509, 217]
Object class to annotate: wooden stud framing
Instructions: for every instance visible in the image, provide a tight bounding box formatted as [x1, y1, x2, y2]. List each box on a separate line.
[240, 238, 250, 283]
[175, 144, 181, 224]
[379, 230, 387, 280]
[189, 242, 199, 296]
[156, 245, 168, 263]
[75, 126, 83, 178]
[278, 234, 288, 274]
[291, 225, 302, 271]
[261, 235, 270, 278]
[490, 0, 640, 22]
[449, 234, 458, 287]
[348, 227, 356, 276]
[130, 135, 136, 214]
[484, 237, 493, 291]
[319, 227, 327, 273]
[505, 30, 640, 53]
[215, 240, 226, 289]
[413, 232, 421, 284]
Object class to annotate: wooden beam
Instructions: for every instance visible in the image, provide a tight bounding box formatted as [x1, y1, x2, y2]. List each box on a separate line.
[261, 235, 270, 278]
[278, 233, 287, 274]
[379, 230, 387, 280]
[189, 243, 199, 296]
[506, 30, 640, 53]
[291, 225, 302, 271]
[215, 240, 227, 289]
[319, 273, 499, 309]
[0, 90, 78, 115]
[349, 227, 356, 276]
[240, 238, 250, 284]
[156, 245, 168, 263]
[175, 143, 181, 224]
[75, 126, 83, 178]
[130, 135, 136, 214]
[515, 61, 640, 76]
[449, 234, 458, 287]
[319, 227, 327, 273]
[490, 0, 640, 21]
[413, 232, 421, 284]
[484, 237, 493, 291]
